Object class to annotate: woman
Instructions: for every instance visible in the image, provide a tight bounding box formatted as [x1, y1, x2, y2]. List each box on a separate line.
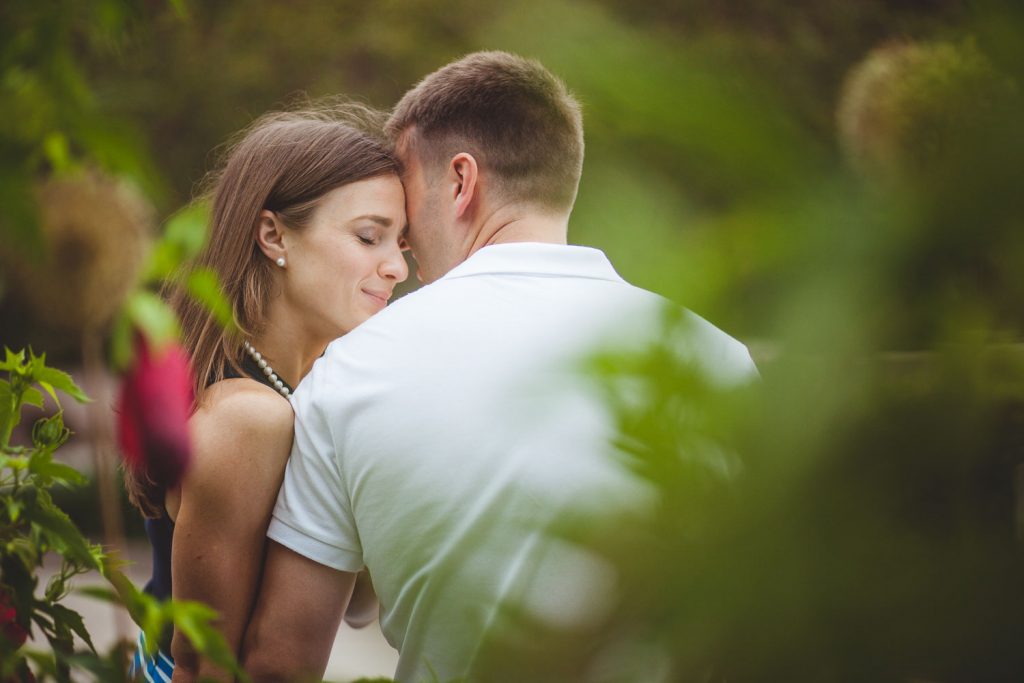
[125, 104, 408, 679]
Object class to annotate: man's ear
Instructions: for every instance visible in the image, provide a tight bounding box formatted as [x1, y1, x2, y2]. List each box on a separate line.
[255, 210, 288, 266]
[449, 153, 479, 220]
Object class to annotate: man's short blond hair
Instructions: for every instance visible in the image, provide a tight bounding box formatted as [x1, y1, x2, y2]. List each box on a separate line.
[386, 51, 584, 212]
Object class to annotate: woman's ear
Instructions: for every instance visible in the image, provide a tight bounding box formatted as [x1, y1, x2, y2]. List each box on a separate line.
[449, 153, 478, 220]
[256, 210, 288, 268]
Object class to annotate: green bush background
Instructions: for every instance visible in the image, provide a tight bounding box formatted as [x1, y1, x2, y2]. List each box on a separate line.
[1, 1, 1022, 680]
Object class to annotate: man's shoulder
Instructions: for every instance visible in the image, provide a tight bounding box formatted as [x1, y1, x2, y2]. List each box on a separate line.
[669, 307, 758, 385]
[601, 277, 756, 384]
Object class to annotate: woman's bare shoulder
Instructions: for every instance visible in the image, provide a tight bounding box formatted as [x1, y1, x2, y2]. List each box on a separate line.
[194, 378, 293, 433]
[187, 379, 295, 477]
[175, 379, 295, 533]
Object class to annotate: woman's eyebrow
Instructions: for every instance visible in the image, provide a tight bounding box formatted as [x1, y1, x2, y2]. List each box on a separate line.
[351, 214, 393, 226]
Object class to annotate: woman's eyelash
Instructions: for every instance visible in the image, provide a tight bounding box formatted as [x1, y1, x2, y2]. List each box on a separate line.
[358, 235, 376, 245]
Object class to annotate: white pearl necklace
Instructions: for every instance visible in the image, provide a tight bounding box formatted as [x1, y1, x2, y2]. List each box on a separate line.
[242, 340, 292, 398]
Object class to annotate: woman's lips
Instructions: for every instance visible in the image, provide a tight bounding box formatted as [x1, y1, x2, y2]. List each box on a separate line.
[362, 289, 390, 307]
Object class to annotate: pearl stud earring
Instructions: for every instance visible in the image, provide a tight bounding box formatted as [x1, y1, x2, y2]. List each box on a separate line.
[276, 257, 286, 268]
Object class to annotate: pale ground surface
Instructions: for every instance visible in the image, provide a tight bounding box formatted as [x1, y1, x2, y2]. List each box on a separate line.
[40, 540, 399, 682]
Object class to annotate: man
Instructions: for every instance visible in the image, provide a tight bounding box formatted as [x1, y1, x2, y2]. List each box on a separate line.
[242, 51, 756, 682]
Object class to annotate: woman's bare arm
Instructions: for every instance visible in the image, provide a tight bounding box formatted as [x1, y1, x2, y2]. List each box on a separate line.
[169, 381, 294, 682]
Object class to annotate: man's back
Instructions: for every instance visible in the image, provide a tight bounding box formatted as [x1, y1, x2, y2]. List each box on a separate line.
[269, 243, 756, 681]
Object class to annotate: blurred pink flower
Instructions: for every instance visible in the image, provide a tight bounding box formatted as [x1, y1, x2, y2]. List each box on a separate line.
[116, 335, 194, 489]
[0, 589, 27, 650]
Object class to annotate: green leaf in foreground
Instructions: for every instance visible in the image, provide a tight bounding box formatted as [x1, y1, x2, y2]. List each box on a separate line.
[124, 289, 180, 348]
[35, 366, 90, 404]
[186, 266, 235, 331]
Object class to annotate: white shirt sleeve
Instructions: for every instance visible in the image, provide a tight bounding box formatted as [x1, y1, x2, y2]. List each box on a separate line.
[267, 384, 364, 573]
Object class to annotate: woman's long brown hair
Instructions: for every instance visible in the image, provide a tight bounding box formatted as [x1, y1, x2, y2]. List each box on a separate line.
[126, 101, 400, 517]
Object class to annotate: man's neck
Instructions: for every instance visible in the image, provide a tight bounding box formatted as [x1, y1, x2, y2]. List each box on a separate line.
[467, 205, 569, 256]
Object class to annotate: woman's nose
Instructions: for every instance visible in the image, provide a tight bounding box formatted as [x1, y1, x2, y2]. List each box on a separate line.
[380, 246, 409, 282]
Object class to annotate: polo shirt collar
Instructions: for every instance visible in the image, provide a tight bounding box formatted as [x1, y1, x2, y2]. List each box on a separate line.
[440, 242, 625, 283]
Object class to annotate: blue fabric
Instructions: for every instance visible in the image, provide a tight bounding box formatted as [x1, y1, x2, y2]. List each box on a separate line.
[141, 512, 175, 654]
[143, 513, 174, 601]
[129, 630, 174, 681]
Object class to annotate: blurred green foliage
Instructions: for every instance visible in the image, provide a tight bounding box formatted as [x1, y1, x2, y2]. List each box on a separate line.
[0, 0, 997, 346]
[0, 349, 243, 680]
[0, 2, 244, 678]
[0, 0, 166, 256]
[1, 0, 1022, 680]
[473, 2, 1024, 681]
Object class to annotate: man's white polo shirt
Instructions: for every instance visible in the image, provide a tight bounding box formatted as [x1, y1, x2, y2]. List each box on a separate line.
[268, 243, 756, 682]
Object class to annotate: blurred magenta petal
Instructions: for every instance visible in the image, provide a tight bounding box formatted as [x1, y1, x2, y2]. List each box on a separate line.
[116, 335, 194, 489]
[0, 590, 27, 649]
